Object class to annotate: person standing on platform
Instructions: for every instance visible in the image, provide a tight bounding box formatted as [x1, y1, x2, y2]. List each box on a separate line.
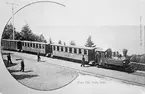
[7, 53, 12, 64]
[37, 52, 41, 62]
[81, 55, 85, 67]
[20, 59, 25, 72]
[95, 52, 99, 66]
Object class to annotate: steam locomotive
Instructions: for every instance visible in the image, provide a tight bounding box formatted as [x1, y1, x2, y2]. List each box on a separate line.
[1, 39, 135, 72]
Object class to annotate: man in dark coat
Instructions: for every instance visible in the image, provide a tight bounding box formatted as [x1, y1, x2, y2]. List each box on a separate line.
[37, 52, 41, 62]
[7, 53, 12, 64]
[95, 52, 101, 66]
[20, 59, 25, 72]
[81, 55, 85, 67]
[94, 52, 98, 66]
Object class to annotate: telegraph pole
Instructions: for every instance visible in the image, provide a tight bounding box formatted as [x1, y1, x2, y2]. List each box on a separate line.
[144, 24, 145, 54]
[140, 16, 145, 54]
[6, 2, 18, 40]
[140, 16, 142, 47]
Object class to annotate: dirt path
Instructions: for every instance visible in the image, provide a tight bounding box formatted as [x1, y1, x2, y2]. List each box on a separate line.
[2, 51, 78, 91]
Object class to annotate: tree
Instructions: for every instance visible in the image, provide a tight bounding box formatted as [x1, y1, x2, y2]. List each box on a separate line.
[130, 55, 137, 62]
[20, 24, 33, 41]
[123, 49, 128, 57]
[139, 55, 145, 63]
[85, 35, 95, 47]
[2, 23, 14, 39]
[70, 40, 76, 46]
[15, 31, 23, 40]
[39, 34, 47, 43]
[49, 37, 53, 44]
[58, 40, 62, 44]
[30, 34, 37, 41]
[20, 24, 47, 42]
[2, 23, 23, 40]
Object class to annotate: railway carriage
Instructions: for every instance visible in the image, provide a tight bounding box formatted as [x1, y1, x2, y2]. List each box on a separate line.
[21, 41, 51, 55]
[1, 39, 21, 51]
[51, 44, 96, 63]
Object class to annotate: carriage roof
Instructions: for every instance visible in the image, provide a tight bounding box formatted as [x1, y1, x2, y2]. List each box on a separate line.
[21, 40, 47, 44]
[94, 47, 106, 52]
[2, 39, 21, 42]
[51, 44, 102, 50]
[2, 39, 47, 44]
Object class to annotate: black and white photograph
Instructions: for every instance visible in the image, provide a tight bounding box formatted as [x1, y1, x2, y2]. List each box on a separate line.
[0, 0, 145, 94]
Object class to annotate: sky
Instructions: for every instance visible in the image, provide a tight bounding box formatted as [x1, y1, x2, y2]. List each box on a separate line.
[0, 0, 145, 55]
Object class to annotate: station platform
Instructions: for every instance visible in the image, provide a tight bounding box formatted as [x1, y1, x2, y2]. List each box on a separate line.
[1, 50, 145, 87]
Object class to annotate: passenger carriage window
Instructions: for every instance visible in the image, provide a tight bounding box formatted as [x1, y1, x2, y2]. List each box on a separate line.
[36, 44, 38, 48]
[69, 48, 72, 53]
[57, 46, 59, 51]
[53, 46, 55, 50]
[28, 43, 29, 47]
[84, 49, 87, 55]
[79, 49, 82, 54]
[30, 43, 32, 47]
[65, 47, 68, 52]
[33, 43, 35, 48]
[39, 44, 41, 49]
[61, 46, 63, 51]
[25, 43, 26, 46]
[74, 48, 77, 54]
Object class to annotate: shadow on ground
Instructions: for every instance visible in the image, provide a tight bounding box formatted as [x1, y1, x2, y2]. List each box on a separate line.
[2, 59, 18, 67]
[11, 73, 38, 80]
[8, 69, 34, 73]
[40, 60, 46, 62]
[8, 68, 37, 80]
[24, 70, 34, 73]
[8, 69, 20, 73]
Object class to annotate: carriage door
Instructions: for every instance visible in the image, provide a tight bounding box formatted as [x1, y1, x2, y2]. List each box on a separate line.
[88, 49, 95, 62]
[17, 41, 22, 51]
[45, 44, 52, 54]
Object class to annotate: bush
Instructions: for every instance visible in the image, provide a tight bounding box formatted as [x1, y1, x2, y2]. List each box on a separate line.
[139, 55, 145, 63]
[130, 55, 145, 63]
[130, 55, 137, 62]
